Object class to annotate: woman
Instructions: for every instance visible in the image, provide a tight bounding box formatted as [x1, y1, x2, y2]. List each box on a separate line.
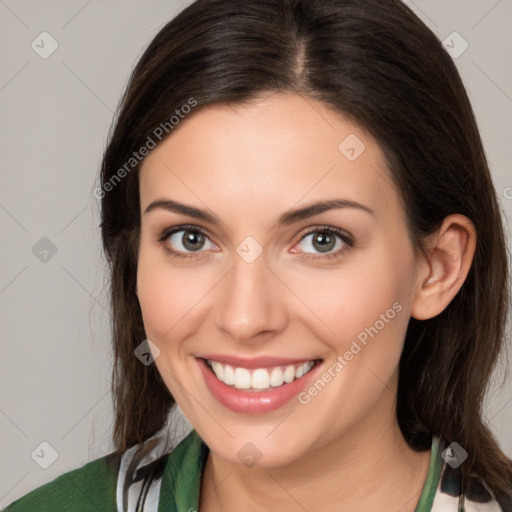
[4, 0, 512, 510]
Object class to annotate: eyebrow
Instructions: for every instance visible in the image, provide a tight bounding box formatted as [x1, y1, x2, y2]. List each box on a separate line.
[144, 198, 374, 226]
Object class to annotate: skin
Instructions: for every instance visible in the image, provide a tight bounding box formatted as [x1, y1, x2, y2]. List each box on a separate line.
[136, 93, 476, 511]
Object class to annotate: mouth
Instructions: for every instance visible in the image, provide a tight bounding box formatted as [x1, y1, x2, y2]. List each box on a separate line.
[196, 356, 323, 414]
[204, 358, 321, 392]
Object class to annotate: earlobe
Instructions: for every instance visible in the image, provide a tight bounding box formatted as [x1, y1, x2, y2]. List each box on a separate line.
[411, 214, 476, 321]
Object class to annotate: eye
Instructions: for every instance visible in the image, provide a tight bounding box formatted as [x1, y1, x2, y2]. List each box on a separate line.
[292, 227, 354, 260]
[158, 225, 218, 259]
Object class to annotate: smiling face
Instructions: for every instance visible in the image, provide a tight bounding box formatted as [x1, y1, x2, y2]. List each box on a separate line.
[136, 93, 427, 467]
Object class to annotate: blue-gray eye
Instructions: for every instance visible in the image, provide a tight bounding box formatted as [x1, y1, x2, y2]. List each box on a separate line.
[297, 229, 348, 254]
[167, 228, 215, 252]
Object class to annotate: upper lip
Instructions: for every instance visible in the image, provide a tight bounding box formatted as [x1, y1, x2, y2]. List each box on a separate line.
[199, 354, 321, 369]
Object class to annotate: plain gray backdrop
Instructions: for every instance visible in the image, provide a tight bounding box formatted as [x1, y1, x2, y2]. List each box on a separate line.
[1, 0, 511, 507]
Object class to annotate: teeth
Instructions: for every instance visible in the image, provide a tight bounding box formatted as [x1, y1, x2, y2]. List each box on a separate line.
[283, 365, 295, 383]
[251, 368, 270, 390]
[269, 367, 284, 387]
[223, 364, 234, 385]
[208, 359, 316, 391]
[211, 361, 224, 381]
[234, 367, 251, 389]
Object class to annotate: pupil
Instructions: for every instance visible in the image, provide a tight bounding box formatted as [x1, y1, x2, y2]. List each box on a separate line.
[183, 230, 204, 251]
[313, 232, 335, 253]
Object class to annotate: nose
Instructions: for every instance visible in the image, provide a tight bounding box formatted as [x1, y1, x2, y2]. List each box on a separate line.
[215, 249, 288, 342]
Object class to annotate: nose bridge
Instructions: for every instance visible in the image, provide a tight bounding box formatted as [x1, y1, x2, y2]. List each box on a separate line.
[215, 246, 286, 340]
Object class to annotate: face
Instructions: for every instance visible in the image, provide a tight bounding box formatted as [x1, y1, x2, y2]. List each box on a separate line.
[136, 93, 425, 467]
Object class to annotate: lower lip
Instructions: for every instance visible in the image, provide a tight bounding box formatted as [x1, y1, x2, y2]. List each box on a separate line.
[197, 358, 322, 414]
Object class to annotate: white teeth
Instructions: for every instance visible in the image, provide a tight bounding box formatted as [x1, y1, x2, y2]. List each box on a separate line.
[297, 361, 314, 378]
[251, 368, 270, 389]
[269, 367, 284, 387]
[207, 359, 316, 391]
[234, 367, 251, 389]
[223, 364, 235, 385]
[283, 365, 295, 383]
[211, 361, 224, 381]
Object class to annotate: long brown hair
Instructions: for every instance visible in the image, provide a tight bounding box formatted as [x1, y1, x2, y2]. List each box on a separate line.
[99, 0, 512, 502]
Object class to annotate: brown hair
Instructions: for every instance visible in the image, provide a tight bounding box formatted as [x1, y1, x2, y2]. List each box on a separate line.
[99, 0, 512, 502]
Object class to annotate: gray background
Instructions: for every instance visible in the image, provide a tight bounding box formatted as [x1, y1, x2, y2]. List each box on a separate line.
[1, 0, 511, 507]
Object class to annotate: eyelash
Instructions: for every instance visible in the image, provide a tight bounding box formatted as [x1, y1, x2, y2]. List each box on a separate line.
[157, 224, 354, 262]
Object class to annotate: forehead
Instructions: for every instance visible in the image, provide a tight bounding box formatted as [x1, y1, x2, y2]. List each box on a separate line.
[138, 93, 401, 221]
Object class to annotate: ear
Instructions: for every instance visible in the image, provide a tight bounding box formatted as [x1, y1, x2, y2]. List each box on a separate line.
[411, 214, 476, 320]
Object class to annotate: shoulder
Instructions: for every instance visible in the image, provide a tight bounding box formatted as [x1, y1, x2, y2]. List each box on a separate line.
[431, 438, 512, 512]
[3, 428, 205, 512]
[2, 452, 121, 512]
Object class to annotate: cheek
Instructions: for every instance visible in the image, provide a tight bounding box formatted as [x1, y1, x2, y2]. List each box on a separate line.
[293, 251, 413, 342]
[290, 248, 416, 405]
[136, 244, 203, 344]
[289, 258, 413, 433]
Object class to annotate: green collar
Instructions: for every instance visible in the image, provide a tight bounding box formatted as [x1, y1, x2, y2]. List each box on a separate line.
[157, 430, 443, 511]
[414, 436, 443, 512]
[158, 429, 207, 512]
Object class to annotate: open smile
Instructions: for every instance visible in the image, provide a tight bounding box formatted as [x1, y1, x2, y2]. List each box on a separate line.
[197, 356, 323, 413]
